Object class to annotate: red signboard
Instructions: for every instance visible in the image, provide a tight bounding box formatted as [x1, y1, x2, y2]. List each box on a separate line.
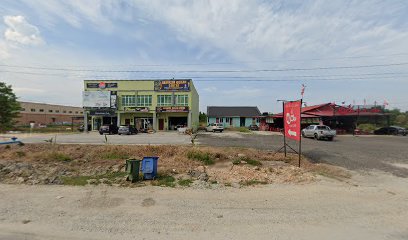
[284, 101, 301, 141]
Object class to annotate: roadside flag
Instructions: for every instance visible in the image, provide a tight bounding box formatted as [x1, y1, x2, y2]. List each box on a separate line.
[301, 84, 306, 98]
[363, 99, 366, 106]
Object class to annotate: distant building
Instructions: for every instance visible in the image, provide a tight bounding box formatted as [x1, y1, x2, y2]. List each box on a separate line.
[206, 106, 261, 128]
[16, 101, 83, 126]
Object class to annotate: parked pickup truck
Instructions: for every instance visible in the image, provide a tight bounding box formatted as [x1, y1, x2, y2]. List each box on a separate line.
[301, 125, 336, 141]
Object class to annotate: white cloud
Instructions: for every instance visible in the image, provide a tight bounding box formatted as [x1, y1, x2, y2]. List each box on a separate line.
[4, 15, 44, 45]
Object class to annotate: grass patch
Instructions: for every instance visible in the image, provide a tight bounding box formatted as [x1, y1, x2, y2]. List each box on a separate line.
[48, 152, 72, 162]
[187, 150, 215, 165]
[15, 151, 26, 158]
[241, 180, 268, 186]
[152, 175, 176, 187]
[60, 176, 92, 186]
[232, 156, 262, 166]
[238, 127, 250, 133]
[100, 151, 129, 160]
[178, 179, 193, 187]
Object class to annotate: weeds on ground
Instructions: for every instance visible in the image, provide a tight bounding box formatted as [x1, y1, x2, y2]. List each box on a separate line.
[100, 151, 129, 160]
[47, 152, 72, 162]
[231, 156, 262, 166]
[240, 180, 268, 186]
[238, 127, 251, 133]
[187, 150, 215, 165]
[152, 175, 176, 187]
[15, 151, 26, 158]
[178, 179, 193, 187]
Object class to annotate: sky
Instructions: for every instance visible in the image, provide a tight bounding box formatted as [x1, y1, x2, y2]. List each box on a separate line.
[1, 0, 408, 113]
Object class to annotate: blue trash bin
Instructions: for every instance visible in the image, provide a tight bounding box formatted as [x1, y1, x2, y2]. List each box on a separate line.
[141, 156, 159, 180]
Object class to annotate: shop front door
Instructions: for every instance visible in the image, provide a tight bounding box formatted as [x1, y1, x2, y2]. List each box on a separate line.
[159, 119, 164, 130]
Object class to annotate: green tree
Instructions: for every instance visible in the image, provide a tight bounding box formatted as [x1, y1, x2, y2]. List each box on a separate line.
[199, 112, 207, 124]
[0, 82, 21, 132]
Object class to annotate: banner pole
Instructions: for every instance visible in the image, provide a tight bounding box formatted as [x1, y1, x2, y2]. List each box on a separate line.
[299, 99, 302, 168]
[283, 101, 287, 157]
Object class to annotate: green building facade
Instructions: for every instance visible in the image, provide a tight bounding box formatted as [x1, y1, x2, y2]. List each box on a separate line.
[83, 79, 199, 131]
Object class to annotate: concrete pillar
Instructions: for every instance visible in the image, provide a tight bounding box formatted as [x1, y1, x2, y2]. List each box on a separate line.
[188, 111, 192, 128]
[153, 112, 157, 131]
[84, 110, 88, 133]
[117, 112, 121, 127]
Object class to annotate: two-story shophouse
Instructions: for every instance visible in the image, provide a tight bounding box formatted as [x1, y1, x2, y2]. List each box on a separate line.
[82, 79, 199, 131]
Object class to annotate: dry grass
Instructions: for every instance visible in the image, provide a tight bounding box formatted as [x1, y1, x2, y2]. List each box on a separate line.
[0, 144, 350, 186]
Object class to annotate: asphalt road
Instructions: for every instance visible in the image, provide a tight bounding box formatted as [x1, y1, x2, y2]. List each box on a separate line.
[197, 132, 408, 177]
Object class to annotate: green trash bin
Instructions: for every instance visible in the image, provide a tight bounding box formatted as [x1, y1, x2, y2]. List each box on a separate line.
[125, 159, 141, 183]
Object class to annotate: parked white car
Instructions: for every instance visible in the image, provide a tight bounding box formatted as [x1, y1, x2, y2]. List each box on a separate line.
[206, 123, 224, 132]
[301, 125, 336, 141]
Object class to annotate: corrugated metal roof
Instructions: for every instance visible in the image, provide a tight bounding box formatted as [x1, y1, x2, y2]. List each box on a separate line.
[207, 106, 261, 117]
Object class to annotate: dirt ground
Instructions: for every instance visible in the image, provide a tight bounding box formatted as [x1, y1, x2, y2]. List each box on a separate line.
[0, 172, 407, 240]
[0, 144, 342, 187]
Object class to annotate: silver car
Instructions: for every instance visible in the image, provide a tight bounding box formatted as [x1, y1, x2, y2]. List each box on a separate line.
[302, 125, 336, 141]
[206, 123, 224, 132]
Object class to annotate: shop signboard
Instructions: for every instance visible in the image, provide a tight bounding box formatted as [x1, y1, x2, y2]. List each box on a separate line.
[156, 106, 189, 113]
[284, 101, 301, 141]
[82, 91, 111, 108]
[123, 107, 149, 112]
[89, 109, 116, 116]
[154, 80, 190, 91]
[337, 105, 383, 115]
[86, 82, 118, 89]
[110, 91, 117, 109]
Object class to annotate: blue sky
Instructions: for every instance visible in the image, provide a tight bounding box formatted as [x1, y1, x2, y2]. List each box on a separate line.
[1, 0, 408, 112]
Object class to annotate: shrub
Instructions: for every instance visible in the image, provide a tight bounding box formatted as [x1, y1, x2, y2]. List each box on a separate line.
[15, 151, 26, 158]
[152, 175, 176, 187]
[357, 123, 377, 133]
[178, 179, 193, 187]
[238, 127, 250, 133]
[187, 150, 215, 165]
[49, 152, 71, 162]
[232, 156, 261, 166]
[100, 151, 129, 160]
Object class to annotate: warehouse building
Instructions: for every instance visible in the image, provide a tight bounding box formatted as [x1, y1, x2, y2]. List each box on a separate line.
[83, 80, 199, 131]
[207, 106, 261, 128]
[16, 101, 83, 126]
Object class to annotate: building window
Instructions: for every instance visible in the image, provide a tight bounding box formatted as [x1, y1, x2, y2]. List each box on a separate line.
[220, 118, 224, 123]
[175, 95, 188, 106]
[69, 111, 72, 113]
[49, 110, 53, 113]
[63, 110, 67, 113]
[39, 109, 44, 112]
[80, 111, 83, 114]
[75, 111, 78, 114]
[56, 110, 60, 113]
[121, 95, 136, 106]
[137, 95, 152, 107]
[30, 109, 35, 112]
[157, 95, 172, 106]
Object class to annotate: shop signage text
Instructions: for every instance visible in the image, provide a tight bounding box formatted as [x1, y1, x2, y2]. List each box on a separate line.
[86, 82, 118, 89]
[123, 107, 149, 112]
[154, 80, 190, 91]
[336, 105, 383, 115]
[156, 106, 189, 112]
[89, 109, 116, 116]
[284, 101, 301, 141]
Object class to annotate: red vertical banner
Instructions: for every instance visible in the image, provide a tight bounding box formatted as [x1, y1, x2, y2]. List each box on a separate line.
[284, 101, 301, 141]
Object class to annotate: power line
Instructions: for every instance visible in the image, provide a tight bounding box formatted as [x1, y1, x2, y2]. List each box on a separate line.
[4, 52, 408, 68]
[1, 61, 408, 73]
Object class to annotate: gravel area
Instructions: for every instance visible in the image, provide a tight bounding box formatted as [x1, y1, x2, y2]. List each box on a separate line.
[0, 173, 407, 240]
[197, 132, 408, 177]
